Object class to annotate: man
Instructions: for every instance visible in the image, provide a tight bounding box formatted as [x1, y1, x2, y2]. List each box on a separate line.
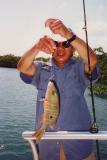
[17, 18, 98, 160]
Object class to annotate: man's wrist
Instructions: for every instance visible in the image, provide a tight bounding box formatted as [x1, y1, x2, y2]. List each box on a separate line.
[65, 31, 72, 39]
[64, 29, 77, 44]
[64, 28, 72, 38]
[31, 44, 40, 55]
[67, 35, 77, 43]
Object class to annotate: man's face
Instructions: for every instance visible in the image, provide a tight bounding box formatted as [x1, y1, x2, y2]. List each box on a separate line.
[52, 42, 74, 67]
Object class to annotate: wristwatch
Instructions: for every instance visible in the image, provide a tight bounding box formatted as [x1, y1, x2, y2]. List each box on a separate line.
[67, 34, 77, 43]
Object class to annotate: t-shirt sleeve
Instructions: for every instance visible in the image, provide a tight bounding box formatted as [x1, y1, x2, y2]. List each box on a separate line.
[19, 61, 43, 87]
[77, 60, 100, 86]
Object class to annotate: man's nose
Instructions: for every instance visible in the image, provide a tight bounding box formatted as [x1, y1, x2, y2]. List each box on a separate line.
[57, 48, 65, 56]
[58, 43, 64, 48]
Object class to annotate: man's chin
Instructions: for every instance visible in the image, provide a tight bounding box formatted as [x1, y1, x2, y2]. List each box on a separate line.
[58, 58, 69, 64]
[55, 60, 67, 67]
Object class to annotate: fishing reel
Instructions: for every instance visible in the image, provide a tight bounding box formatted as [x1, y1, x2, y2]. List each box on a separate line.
[90, 122, 99, 133]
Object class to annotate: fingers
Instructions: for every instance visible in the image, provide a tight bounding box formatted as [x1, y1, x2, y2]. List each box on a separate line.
[45, 18, 62, 32]
[45, 18, 68, 37]
[45, 18, 58, 27]
[36, 36, 56, 54]
[50, 21, 63, 34]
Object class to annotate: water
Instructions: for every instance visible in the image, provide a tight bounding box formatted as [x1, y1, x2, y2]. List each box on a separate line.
[0, 68, 107, 160]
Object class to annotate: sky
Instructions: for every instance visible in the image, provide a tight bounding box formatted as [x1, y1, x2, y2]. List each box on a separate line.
[0, 0, 107, 57]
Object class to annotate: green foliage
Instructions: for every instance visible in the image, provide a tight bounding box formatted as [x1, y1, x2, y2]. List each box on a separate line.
[0, 54, 20, 68]
[93, 47, 107, 96]
[92, 84, 107, 96]
[94, 46, 105, 54]
[0, 54, 50, 68]
[35, 57, 49, 62]
[97, 53, 107, 85]
[94, 47, 107, 85]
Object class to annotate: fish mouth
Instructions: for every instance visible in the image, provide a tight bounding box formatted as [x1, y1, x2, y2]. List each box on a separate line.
[49, 80, 59, 93]
[50, 79, 56, 84]
[49, 80, 58, 89]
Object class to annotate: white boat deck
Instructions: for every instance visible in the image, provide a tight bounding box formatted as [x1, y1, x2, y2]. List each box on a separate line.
[22, 131, 107, 160]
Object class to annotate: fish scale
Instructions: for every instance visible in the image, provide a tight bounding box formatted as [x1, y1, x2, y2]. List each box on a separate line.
[32, 80, 59, 143]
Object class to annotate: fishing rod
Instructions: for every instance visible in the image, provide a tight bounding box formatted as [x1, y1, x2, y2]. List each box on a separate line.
[82, 0, 101, 159]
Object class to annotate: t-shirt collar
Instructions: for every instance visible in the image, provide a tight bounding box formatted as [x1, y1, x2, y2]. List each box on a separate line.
[51, 57, 74, 69]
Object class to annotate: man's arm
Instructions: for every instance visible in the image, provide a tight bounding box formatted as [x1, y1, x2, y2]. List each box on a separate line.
[17, 36, 55, 76]
[17, 44, 39, 76]
[45, 18, 98, 74]
[65, 32, 98, 74]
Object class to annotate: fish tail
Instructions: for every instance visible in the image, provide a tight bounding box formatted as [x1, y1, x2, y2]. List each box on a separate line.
[32, 127, 45, 144]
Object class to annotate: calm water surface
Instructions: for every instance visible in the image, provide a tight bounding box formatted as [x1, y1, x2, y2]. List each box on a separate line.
[0, 68, 107, 160]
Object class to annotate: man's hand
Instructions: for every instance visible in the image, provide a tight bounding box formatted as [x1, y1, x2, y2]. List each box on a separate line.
[45, 18, 72, 39]
[36, 35, 56, 54]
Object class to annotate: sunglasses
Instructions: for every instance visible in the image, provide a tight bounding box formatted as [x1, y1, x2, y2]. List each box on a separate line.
[54, 40, 71, 48]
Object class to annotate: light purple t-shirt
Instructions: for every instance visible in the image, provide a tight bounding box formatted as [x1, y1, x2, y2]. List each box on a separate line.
[20, 58, 99, 159]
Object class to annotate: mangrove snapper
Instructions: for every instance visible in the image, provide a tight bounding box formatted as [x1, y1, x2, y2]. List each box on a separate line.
[32, 80, 60, 143]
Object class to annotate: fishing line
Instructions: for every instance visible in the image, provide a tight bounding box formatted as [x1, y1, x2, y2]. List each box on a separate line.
[82, 0, 100, 159]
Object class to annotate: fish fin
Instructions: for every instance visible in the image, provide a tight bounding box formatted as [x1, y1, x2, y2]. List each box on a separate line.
[49, 124, 55, 129]
[60, 143, 66, 160]
[38, 114, 44, 125]
[32, 128, 45, 144]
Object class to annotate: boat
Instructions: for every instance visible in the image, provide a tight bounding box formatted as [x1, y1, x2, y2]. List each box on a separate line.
[22, 131, 107, 160]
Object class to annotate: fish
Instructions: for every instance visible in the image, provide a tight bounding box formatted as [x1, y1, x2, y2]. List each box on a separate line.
[32, 80, 60, 143]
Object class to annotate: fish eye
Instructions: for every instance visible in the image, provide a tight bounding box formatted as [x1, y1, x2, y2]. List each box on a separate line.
[50, 116, 53, 119]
